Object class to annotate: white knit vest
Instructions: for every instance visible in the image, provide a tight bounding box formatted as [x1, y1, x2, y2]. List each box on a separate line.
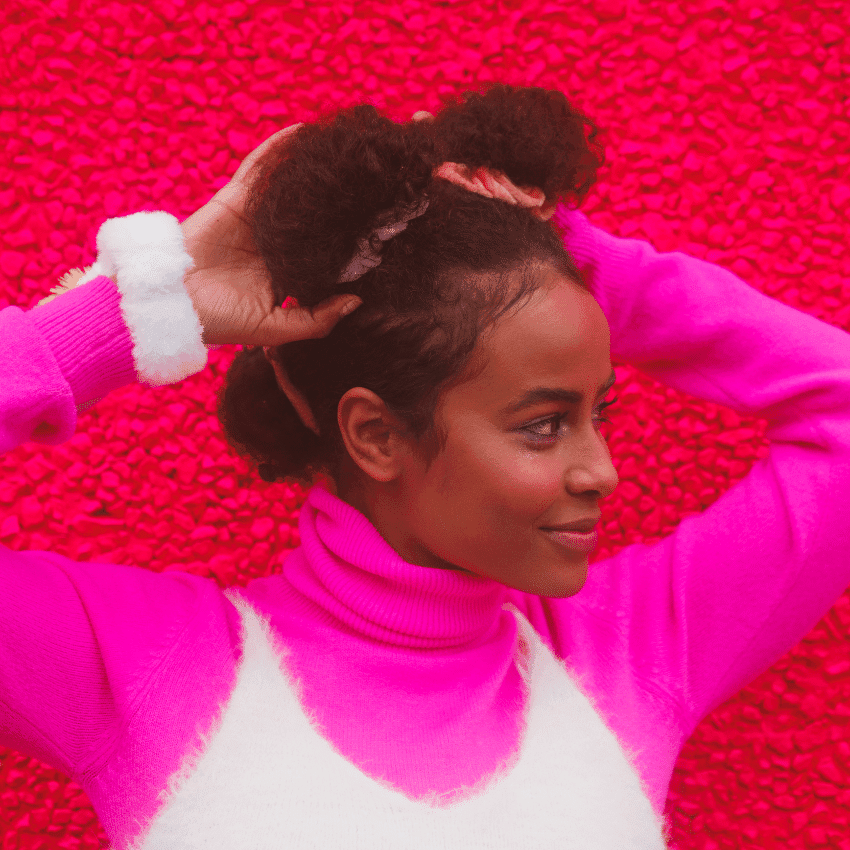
[128, 590, 669, 849]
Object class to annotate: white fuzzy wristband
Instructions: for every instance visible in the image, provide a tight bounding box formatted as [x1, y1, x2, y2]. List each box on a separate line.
[74, 211, 208, 387]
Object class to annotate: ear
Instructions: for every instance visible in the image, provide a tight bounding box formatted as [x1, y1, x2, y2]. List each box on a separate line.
[337, 388, 414, 483]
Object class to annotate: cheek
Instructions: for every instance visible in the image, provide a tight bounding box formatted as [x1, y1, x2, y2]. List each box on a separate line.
[498, 454, 566, 517]
[447, 433, 565, 519]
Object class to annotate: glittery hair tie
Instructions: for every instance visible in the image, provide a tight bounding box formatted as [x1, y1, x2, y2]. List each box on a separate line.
[338, 194, 431, 283]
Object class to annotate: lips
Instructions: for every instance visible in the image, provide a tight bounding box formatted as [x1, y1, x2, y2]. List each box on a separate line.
[542, 516, 601, 534]
[544, 528, 599, 555]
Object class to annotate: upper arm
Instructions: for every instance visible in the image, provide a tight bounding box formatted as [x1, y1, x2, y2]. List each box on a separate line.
[0, 546, 228, 778]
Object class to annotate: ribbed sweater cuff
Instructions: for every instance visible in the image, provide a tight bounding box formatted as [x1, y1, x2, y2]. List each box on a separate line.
[28, 275, 138, 410]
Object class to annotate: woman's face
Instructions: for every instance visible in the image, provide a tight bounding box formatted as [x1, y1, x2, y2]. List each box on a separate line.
[336, 270, 619, 598]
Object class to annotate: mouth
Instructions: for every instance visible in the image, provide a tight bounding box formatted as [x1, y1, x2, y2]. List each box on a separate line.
[541, 516, 601, 534]
[542, 527, 599, 555]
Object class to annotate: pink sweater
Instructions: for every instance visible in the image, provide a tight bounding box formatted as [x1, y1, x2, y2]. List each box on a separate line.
[1, 208, 848, 848]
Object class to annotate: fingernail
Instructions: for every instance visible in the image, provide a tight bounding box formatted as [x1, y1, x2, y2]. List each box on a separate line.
[341, 299, 362, 317]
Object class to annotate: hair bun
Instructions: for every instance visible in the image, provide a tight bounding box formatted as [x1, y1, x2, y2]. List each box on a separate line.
[217, 345, 324, 489]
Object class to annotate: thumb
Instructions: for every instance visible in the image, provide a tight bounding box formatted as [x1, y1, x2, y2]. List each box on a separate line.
[272, 294, 363, 344]
[336, 295, 364, 319]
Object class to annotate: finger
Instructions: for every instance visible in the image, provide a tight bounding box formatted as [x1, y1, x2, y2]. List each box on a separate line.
[267, 295, 363, 345]
[535, 201, 558, 221]
[233, 122, 305, 185]
[491, 172, 538, 206]
[412, 111, 434, 122]
[215, 122, 305, 214]
[478, 169, 518, 205]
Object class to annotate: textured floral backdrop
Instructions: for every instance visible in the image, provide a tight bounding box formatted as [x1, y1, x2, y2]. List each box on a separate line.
[0, 0, 848, 847]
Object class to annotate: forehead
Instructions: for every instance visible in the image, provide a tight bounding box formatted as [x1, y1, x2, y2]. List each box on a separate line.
[450, 275, 611, 413]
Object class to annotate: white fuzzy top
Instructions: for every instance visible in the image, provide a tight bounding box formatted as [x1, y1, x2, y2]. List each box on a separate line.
[129, 594, 669, 849]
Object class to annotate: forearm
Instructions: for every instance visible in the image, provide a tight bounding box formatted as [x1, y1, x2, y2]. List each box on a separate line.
[1, 212, 206, 454]
[556, 206, 850, 425]
[0, 276, 131, 455]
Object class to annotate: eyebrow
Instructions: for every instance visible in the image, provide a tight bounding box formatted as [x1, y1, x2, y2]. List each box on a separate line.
[499, 369, 617, 417]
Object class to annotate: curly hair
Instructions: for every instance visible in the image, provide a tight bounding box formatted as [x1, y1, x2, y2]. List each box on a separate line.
[216, 83, 605, 489]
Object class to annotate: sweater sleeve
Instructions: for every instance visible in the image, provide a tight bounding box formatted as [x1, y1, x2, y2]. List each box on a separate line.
[512, 207, 850, 736]
[0, 274, 139, 450]
[0, 272, 235, 782]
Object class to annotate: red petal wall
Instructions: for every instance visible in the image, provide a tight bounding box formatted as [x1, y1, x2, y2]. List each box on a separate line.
[0, 1, 847, 848]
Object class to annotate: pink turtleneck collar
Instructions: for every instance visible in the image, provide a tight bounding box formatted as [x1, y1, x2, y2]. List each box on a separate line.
[236, 479, 528, 800]
[278, 479, 514, 650]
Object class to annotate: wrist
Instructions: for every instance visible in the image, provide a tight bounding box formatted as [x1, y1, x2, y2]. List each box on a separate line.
[93, 212, 209, 385]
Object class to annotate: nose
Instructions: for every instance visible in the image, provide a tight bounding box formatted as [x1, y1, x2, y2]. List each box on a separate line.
[566, 434, 619, 500]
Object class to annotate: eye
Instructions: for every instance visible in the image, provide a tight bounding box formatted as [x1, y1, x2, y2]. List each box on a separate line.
[522, 395, 619, 440]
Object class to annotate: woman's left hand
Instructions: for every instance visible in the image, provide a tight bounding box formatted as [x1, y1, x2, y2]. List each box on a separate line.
[180, 122, 362, 348]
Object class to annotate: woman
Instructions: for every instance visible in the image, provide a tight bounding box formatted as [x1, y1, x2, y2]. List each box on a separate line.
[1, 84, 848, 849]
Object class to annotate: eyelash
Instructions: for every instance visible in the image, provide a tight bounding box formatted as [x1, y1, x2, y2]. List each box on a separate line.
[522, 394, 619, 441]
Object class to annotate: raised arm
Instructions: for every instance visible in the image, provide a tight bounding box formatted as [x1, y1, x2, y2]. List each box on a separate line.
[0, 124, 362, 783]
[506, 207, 850, 808]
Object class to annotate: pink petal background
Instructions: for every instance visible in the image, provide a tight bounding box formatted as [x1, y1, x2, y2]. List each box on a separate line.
[0, 0, 848, 847]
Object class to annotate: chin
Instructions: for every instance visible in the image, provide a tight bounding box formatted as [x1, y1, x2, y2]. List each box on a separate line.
[532, 563, 589, 598]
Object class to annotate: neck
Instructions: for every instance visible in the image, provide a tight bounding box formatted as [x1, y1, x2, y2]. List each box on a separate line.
[281, 481, 509, 649]
[333, 463, 473, 575]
